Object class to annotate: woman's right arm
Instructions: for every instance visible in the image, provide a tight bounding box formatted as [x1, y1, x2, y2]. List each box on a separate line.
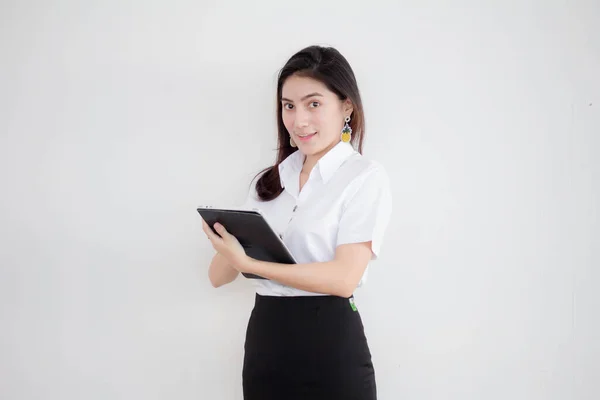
[207, 173, 261, 288]
[208, 252, 240, 287]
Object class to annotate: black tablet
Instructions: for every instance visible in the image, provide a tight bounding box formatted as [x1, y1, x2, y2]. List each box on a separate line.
[197, 206, 297, 279]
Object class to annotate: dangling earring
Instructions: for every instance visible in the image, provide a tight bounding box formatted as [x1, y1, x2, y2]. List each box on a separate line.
[290, 135, 297, 147]
[341, 116, 352, 143]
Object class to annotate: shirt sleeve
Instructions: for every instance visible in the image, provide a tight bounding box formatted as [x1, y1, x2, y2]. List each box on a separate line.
[335, 164, 393, 260]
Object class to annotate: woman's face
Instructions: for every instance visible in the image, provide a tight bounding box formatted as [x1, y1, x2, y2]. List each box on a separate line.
[281, 74, 352, 159]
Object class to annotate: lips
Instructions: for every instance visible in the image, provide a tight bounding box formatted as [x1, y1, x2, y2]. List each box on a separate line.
[296, 132, 317, 141]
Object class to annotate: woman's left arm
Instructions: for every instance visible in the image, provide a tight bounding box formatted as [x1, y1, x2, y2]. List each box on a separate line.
[242, 242, 372, 297]
[201, 220, 372, 297]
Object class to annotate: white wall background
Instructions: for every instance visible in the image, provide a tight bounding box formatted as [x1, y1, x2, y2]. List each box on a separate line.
[1, 0, 598, 399]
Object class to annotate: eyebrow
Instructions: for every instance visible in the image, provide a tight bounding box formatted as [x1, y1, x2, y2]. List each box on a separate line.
[281, 92, 324, 103]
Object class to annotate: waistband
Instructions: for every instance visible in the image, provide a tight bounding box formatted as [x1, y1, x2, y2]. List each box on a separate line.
[254, 293, 354, 307]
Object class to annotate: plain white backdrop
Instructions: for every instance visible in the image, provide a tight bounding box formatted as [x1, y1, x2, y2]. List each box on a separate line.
[1, 1, 598, 399]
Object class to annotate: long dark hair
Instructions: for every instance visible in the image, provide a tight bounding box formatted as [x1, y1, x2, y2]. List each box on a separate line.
[254, 45, 365, 201]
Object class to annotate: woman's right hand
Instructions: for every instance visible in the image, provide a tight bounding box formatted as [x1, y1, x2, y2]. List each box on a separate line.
[201, 218, 239, 287]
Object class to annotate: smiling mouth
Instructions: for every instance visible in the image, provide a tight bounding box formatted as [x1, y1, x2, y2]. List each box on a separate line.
[296, 132, 317, 141]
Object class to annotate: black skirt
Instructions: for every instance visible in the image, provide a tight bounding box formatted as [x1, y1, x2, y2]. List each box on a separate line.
[242, 293, 377, 400]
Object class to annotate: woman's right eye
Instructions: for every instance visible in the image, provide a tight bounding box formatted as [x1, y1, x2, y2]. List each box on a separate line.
[283, 103, 294, 110]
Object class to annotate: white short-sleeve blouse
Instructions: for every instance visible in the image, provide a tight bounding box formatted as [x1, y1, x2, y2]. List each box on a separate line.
[242, 141, 392, 297]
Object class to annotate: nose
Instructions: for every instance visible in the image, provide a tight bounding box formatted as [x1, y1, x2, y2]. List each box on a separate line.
[293, 108, 310, 130]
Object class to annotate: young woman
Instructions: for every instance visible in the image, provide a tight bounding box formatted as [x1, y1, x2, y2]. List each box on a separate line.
[201, 45, 392, 400]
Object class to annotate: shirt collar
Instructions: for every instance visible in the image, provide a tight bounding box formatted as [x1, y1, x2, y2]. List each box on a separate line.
[278, 141, 357, 192]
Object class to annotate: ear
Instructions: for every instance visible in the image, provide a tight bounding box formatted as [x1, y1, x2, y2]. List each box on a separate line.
[342, 99, 354, 118]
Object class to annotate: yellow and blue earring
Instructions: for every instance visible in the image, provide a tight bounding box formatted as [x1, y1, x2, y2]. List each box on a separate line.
[341, 116, 352, 143]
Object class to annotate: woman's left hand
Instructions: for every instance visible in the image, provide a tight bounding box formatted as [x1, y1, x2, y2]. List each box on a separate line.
[201, 219, 250, 272]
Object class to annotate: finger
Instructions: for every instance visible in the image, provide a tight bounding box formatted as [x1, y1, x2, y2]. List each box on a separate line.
[202, 221, 219, 243]
[208, 225, 224, 244]
[201, 220, 211, 237]
[204, 230, 221, 250]
[213, 223, 227, 237]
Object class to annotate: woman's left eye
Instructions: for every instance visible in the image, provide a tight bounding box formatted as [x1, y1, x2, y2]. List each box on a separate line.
[310, 101, 320, 108]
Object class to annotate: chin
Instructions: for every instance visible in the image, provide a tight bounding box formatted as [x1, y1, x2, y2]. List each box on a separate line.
[296, 134, 338, 155]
